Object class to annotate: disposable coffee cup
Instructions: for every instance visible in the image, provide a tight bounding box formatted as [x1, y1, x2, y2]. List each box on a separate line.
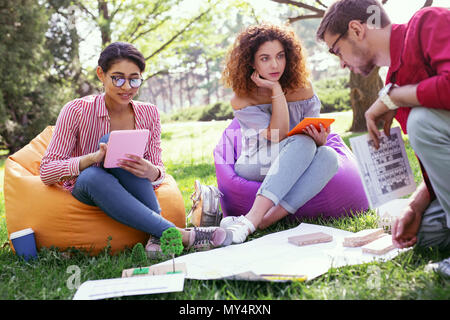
[10, 228, 38, 261]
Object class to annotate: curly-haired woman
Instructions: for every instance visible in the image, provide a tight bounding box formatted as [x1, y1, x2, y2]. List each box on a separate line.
[220, 23, 339, 243]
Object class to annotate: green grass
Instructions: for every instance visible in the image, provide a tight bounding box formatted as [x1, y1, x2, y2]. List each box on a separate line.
[0, 114, 448, 300]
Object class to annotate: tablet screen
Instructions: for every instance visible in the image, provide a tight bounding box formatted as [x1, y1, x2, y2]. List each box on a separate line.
[103, 129, 150, 168]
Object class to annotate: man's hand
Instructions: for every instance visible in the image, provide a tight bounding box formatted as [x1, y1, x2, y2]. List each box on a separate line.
[391, 205, 423, 248]
[391, 182, 430, 249]
[365, 98, 397, 149]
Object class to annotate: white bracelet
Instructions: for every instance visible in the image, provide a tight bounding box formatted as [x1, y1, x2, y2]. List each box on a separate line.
[271, 92, 285, 99]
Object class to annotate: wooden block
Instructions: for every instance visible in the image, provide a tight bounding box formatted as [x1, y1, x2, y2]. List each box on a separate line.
[343, 228, 385, 247]
[362, 234, 395, 255]
[288, 232, 333, 246]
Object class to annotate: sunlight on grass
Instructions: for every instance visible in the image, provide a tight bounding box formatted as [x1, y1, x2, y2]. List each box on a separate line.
[161, 120, 231, 165]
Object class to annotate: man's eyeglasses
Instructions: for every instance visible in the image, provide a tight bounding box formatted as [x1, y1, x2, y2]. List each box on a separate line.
[329, 30, 348, 55]
[110, 75, 144, 88]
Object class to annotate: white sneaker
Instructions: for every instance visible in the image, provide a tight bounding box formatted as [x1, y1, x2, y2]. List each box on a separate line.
[219, 215, 240, 229]
[224, 216, 256, 244]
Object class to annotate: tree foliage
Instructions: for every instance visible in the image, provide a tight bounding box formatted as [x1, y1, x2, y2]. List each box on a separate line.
[160, 227, 183, 273]
[131, 242, 147, 267]
[0, 0, 76, 153]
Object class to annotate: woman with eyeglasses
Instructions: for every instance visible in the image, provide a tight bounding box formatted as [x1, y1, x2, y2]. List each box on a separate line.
[40, 42, 231, 255]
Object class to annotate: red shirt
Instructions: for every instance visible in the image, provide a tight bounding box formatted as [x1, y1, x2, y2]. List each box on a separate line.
[387, 7, 450, 132]
[40, 94, 165, 192]
[386, 7, 450, 198]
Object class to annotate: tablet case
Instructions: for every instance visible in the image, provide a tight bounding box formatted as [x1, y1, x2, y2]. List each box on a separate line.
[288, 118, 335, 136]
[103, 129, 150, 168]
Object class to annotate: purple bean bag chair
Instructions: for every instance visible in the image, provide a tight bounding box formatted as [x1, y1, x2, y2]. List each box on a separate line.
[213, 118, 369, 221]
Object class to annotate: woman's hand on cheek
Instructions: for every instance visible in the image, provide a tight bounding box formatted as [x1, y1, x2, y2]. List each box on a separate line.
[251, 71, 280, 91]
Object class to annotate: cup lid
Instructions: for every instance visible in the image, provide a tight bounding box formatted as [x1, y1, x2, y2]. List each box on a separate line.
[10, 228, 34, 240]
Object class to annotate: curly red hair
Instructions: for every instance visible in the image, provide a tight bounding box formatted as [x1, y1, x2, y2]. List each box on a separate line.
[222, 23, 310, 97]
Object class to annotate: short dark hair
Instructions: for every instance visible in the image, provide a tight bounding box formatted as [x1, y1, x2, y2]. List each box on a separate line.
[317, 0, 391, 41]
[98, 42, 146, 72]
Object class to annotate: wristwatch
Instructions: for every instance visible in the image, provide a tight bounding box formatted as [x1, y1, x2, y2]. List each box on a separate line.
[378, 83, 398, 110]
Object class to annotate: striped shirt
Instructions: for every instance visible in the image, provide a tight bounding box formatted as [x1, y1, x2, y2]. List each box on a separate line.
[40, 94, 165, 192]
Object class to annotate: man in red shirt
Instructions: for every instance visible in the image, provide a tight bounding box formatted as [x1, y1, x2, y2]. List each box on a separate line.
[317, 0, 449, 264]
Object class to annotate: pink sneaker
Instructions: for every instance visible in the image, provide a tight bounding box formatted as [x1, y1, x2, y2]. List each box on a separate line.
[186, 227, 232, 250]
[145, 236, 163, 259]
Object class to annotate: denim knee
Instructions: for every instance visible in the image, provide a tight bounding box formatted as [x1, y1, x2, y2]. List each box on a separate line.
[76, 166, 115, 191]
[99, 133, 110, 145]
[284, 134, 316, 156]
[316, 146, 339, 176]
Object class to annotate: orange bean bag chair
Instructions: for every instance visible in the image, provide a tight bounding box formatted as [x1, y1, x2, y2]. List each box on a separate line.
[4, 126, 186, 255]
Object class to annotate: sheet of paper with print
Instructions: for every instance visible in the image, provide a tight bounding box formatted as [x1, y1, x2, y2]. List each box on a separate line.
[349, 127, 416, 208]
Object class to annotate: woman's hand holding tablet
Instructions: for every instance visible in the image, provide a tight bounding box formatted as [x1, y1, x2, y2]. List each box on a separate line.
[103, 129, 150, 168]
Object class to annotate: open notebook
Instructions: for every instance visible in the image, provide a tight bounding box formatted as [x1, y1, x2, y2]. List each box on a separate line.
[349, 127, 416, 231]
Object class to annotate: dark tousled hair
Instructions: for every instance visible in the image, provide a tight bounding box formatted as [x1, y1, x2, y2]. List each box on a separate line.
[98, 42, 146, 72]
[317, 0, 391, 41]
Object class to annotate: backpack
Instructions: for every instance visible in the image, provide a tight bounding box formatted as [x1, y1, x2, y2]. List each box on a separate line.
[187, 180, 223, 227]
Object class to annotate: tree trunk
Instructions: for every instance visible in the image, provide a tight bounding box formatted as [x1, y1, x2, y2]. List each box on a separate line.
[179, 73, 183, 109]
[186, 72, 192, 106]
[349, 67, 383, 131]
[98, 0, 111, 47]
[167, 73, 174, 108]
[205, 59, 211, 105]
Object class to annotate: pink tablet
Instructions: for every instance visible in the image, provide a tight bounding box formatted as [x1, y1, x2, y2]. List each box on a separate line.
[103, 129, 150, 168]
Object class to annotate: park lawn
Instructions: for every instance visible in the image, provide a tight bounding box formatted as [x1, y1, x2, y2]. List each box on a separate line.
[0, 114, 449, 300]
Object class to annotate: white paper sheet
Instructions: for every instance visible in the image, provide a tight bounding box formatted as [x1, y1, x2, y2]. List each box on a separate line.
[73, 273, 185, 300]
[349, 127, 416, 208]
[152, 223, 405, 281]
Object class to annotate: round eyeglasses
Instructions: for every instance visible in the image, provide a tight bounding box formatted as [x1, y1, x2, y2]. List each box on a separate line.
[110, 75, 144, 88]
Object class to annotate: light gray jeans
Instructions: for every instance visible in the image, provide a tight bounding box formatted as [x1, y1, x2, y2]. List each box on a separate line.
[235, 134, 339, 214]
[407, 107, 450, 249]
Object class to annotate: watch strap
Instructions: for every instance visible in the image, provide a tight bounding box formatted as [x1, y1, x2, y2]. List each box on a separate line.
[380, 92, 398, 110]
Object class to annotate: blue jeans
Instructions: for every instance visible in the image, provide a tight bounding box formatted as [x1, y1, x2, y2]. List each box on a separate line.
[235, 134, 339, 214]
[71, 134, 175, 238]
